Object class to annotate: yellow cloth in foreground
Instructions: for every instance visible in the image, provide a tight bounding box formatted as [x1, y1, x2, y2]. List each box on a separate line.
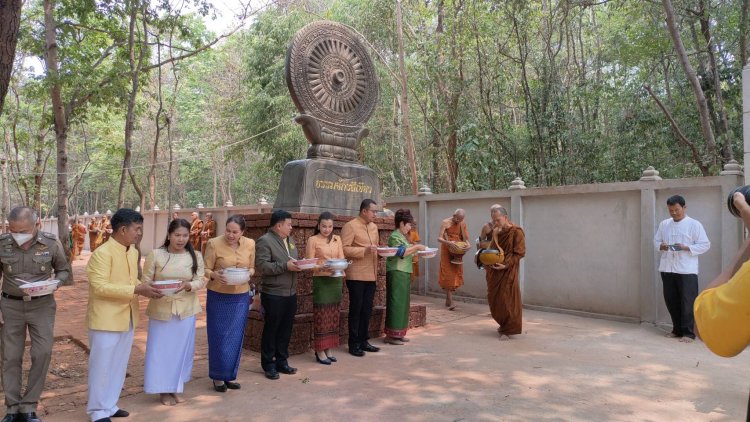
[694, 260, 750, 357]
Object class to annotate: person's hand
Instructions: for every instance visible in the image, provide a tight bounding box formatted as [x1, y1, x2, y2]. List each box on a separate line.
[676, 243, 689, 252]
[659, 242, 669, 251]
[215, 269, 229, 285]
[176, 280, 192, 293]
[135, 283, 163, 298]
[0, 310, 5, 327]
[366, 245, 379, 254]
[287, 259, 302, 272]
[490, 263, 507, 270]
[417, 244, 427, 251]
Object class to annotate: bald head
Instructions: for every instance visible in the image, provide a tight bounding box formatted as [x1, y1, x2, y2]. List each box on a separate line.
[491, 206, 508, 217]
[453, 209, 465, 217]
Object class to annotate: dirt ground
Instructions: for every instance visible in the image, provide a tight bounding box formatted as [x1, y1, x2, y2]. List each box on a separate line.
[7, 253, 750, 421]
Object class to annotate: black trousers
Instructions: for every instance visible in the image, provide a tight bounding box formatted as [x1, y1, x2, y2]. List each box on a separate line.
[346, 280, 376, 349]
[260, 293, 297, 370]
[660, 272, 698, 339]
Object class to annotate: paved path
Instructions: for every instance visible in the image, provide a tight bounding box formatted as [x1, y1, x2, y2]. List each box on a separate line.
[33, 254, 750, 421]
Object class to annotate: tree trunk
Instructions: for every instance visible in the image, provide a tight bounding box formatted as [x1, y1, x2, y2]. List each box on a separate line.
[395, 0, 419, 194]
[43, 0, 71, 256]
[0, 0, 22, 116]
[741, 0, 749, 68]
[661, 0, 717, 164]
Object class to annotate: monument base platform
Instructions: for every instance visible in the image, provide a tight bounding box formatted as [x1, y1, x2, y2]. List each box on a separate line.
[272, 158, 381, 217]
[241, 212, 426, 355]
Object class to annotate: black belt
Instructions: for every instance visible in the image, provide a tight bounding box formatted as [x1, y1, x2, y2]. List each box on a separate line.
[1, 292, 50, 301]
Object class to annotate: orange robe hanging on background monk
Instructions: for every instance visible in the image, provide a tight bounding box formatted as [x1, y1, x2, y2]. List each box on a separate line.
[190, 218, 204, 251]
[201, 219, 216, 254]
[408, 228, 421, 281]
[88, 219, 102, 252]
[101, 218, 112, 244]
[438, 221, 468, 291]
[485, 224, 526, 335]
[72, 223, 87, 257]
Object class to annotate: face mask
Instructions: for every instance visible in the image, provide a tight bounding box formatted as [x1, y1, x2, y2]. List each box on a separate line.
[11, 233, 33, 245]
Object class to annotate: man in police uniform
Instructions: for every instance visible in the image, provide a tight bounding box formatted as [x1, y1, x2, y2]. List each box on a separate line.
[0, 207, 71, 422]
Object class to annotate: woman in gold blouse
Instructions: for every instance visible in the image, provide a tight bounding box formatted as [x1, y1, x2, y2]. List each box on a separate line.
[203, 215, 255, 392]
[143, 218, 206, 406]
[305, 212, 345, 364]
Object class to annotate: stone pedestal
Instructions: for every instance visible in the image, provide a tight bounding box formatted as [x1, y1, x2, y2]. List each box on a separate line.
[273, 159, 381, 217]
[241, 212, 427, 354]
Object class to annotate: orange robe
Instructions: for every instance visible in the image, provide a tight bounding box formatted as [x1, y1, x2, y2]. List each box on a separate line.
[190, 219, 204, 251]
[485, 225, 526, 335]
[88, 220, 102, 252]
[407, 229, 420, 281]
[438, 221, 468, 291]
[201, 219, 216, 254]
[72, 223, 86, 256]
[101, 219, 112, 244]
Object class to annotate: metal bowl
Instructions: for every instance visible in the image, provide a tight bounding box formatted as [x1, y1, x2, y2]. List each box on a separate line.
[325, 259, 350, 277]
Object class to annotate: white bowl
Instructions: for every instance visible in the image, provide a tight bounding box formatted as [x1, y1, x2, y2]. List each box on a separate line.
[295, 258, 318, 271]
[223, 267, 250, 285]
[19, 279, 60, 297]
[377, 247, 399, 257]
[418, 247, 438, 259]
[153, 279, 182, 296]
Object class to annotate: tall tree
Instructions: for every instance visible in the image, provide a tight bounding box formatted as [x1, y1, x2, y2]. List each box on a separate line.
[0, 0, 22, 115]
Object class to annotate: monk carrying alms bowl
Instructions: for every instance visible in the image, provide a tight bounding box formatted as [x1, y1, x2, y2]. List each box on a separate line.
[448, 241, 470, 265]
[479, 248, 505, 266]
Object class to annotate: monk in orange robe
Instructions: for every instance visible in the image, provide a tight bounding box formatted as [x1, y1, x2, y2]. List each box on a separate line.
[88, 217, 102, 252]
[72, 218, 87, 258]
[438, 209, 469, 310]
[101, 216, 112, 244]
[407, 227, 421, 282]
[484, 206, 525, 340]
[189, 211, 203, 251]
[200, 212, 216, 254]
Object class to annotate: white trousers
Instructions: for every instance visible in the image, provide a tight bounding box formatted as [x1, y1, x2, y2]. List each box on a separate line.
[86, 328, 134, 422]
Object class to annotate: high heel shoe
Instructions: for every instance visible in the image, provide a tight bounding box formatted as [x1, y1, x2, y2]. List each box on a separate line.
[212, 380, 227, 392]
[315, 353, 332, 365]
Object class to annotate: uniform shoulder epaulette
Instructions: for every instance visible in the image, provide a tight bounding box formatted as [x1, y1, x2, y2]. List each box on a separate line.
[41, 231, 57, 240]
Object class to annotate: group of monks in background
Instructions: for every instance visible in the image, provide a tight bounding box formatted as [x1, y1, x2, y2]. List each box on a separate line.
[68, 211, 217, 260]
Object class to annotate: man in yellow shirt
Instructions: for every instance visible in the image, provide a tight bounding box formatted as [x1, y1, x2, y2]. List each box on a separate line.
[85, 209, 162, 422]
[694, 189, 750, 420]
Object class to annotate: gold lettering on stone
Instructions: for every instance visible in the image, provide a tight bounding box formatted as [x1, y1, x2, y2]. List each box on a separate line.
[314, 178, 373, 194]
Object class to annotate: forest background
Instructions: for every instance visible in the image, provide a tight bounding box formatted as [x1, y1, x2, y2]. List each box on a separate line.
[0, 0, 747, 250]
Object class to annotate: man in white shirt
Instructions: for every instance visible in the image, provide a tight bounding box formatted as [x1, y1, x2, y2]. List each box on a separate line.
[654, 195, 710, 343]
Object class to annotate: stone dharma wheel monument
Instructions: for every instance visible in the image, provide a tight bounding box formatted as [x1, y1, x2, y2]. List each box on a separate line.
[273, 20, 381, 216]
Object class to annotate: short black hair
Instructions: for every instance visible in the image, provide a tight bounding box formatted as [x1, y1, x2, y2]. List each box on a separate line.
[226, 214, 246, 231]
[111, 208, 144, 232]
[666, 195, 686, 207]
[270, 209, 292, 227]
[359, 199, 377, 213]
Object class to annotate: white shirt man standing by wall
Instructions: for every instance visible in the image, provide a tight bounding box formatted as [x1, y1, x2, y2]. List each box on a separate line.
[654, 194, 711, 343]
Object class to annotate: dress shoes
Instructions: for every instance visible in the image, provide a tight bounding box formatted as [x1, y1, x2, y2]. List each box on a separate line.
[20, 413, 41, 422]
[363, 342, 381, 352]
[315, 354, 332, 365]
[112, 409, 129, 418]
[93, 419, 111, 422]
[349, 347, 365, 357]
[212, 380, 227, 392]
[264, 368, 280, 380]
[327, 355, 337, 362]
[1, 414, 17, 422]
[225, 381, 241, 390]
[277, 364, 297, 375]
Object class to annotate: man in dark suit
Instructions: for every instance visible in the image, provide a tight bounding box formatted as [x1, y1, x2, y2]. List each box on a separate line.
[255, 209, 302, 380]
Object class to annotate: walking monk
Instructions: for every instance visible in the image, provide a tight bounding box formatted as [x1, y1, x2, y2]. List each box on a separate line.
[437, 209, 470, 310]
[189, 212, 203, 251]
[484, 206, 525, 340]
[201, 212, 216, 254]
[88, 217, 102, 252]
[72, 218, 87, 258]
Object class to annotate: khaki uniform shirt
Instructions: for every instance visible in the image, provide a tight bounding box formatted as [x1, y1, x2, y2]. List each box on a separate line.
[0, 232, 72, 297]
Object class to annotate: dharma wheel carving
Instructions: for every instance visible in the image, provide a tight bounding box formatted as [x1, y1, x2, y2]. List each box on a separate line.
[285, 21, 379, 162]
